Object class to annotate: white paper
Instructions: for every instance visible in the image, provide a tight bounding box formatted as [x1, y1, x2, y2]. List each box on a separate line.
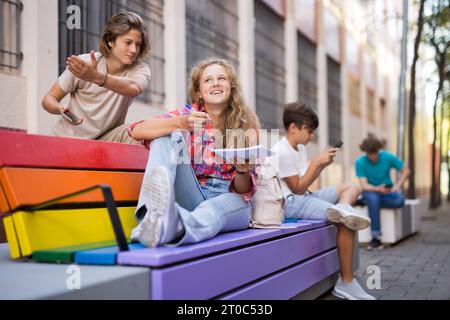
[212, 145, 274, 161]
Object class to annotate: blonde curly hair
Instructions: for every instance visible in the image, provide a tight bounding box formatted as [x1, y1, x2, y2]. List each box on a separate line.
[187, 58, 260, 147]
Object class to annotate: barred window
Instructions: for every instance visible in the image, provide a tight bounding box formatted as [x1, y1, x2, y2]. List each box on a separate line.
[186, 0, 239, 71]
[298, 32, 318, 141]
[58, 0, 164, 106]
[254, 0, 285, 130]
[327, 56, 341, 144]
[297, 33, 317, 112]
[0, 0, 23, 70]
[348, 76, 361, 116]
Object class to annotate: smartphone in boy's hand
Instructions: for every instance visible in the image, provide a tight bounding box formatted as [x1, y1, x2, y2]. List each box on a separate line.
[332, 140, 344, 149]
[61, 110, 80, 123]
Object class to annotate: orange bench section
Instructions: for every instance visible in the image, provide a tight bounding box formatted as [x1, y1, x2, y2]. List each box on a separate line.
[0, 167, 143, 211]
[0, 129, 149, 247]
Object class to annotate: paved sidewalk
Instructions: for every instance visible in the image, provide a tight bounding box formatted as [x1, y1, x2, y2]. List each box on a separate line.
[320, 199, 450, 300]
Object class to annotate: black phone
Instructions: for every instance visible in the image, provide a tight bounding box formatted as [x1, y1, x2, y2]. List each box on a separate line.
[332, 140, 343, 148]
[61, 110, 80, 123]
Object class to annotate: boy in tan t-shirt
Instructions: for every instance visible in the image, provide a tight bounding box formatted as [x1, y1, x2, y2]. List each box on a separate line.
[42, 12, 151, 143]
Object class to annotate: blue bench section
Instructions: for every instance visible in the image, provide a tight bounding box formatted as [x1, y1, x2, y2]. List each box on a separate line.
[75, 243, 146, 265]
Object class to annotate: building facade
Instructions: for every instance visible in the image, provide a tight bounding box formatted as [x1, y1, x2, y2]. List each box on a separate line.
[0, 0, 431, 193]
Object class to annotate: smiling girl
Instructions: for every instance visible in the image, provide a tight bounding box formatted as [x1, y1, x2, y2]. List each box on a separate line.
[127, 58, 260, 247]
[41, 12, 151, 142]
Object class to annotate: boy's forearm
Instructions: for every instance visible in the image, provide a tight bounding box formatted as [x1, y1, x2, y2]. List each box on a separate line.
[362, 184, 379, 192]
[394, 168, 411, 189]
[295, 162, 322, 194]
[42, 96, 62, 115]
[102, 75, 142, 97]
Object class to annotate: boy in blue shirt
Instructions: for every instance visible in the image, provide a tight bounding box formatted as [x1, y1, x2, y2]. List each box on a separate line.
[356, 134, 410, 250]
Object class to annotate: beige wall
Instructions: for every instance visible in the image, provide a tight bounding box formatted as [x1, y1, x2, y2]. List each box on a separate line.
[0, 73, 27, 130]
[0, 0, 430, 192]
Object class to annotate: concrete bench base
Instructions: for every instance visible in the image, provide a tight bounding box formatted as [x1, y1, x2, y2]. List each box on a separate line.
[358, 199, 422, 244]
[0, 244, 151, 300]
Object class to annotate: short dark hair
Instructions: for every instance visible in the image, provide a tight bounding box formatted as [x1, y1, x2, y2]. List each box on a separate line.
[282, 102, 319, 131]
[99, 12, 150, 60]
[359, 133, 385, 153]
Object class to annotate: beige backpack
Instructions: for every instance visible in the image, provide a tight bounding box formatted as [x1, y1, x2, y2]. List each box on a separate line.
[250, 166, 285, 228]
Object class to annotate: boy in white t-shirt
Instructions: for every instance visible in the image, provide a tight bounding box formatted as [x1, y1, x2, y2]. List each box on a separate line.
[269, 102, 374, 300]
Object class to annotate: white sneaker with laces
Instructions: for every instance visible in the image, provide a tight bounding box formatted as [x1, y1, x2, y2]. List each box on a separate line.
[131, 166, 181, 247]
[327, 203, 371, 231]
[332, 276, 376, 300]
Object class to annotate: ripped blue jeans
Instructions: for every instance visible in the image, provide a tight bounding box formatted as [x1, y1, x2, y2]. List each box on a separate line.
[135, 132, 252, 245]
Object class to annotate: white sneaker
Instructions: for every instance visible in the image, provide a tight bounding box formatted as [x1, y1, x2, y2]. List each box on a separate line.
[332, 276, 376, 300]
[131, 166, 180, 247]
[327, 203, 371, 231]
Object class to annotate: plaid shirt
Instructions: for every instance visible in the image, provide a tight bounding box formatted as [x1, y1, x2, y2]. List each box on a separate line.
[128, 103, 256, 202]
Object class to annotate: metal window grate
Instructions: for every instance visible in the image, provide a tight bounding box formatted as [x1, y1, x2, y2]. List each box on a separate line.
[0, 0, 23, 70]
[185, 0, 239, 71]
[327, 56, 341, 144]
[297, 33, 317, 112]
[254, 0, 285, 130]
[297, 32, 319, 142]
[58, 0, 164, 106]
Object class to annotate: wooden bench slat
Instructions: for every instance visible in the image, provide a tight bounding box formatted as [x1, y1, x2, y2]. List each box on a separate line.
[150, 226, 337, 299]
[74, 243, 146, 265]
[117, 220, 328, 267]
[2, 217, 21, 258]
[0, 167, 143, 213]
[32, 240, 121, 263]
[7, 207, 137, 258]
[0, 130, 148, 170]
[0, 185, 10, 213]
[220, 249, 339, 300]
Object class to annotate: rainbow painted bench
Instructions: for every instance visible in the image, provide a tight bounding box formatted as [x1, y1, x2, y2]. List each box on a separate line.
[0, 129, 347, 299]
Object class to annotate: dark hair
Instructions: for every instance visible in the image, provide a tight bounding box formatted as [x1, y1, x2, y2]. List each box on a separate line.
[359, 133, 385, 153]
[282, 102, 319, 131]
[99, 12, 150, 60]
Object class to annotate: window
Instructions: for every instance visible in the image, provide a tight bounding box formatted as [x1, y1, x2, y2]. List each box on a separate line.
[0, 0, 23, 70]
[327, 56, 341, 144]
[254, 0, 285, 130]
[297, 33, 317, 112]
[58, 0, 164, 106]
[186, 0, 239, 71]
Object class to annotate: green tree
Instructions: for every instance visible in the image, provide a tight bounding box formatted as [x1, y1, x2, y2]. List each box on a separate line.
[407, 0, 426, 199]
[423, 0, 450, 209]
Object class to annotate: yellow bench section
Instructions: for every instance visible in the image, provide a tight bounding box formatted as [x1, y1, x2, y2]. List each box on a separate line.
[4, 207, 138, 259]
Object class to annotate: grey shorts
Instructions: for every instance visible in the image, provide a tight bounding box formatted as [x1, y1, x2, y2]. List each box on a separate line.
[284, 187, 339, 221]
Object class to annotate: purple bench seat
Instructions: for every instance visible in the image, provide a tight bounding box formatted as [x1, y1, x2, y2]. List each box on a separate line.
[118, 220, 338, 300]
